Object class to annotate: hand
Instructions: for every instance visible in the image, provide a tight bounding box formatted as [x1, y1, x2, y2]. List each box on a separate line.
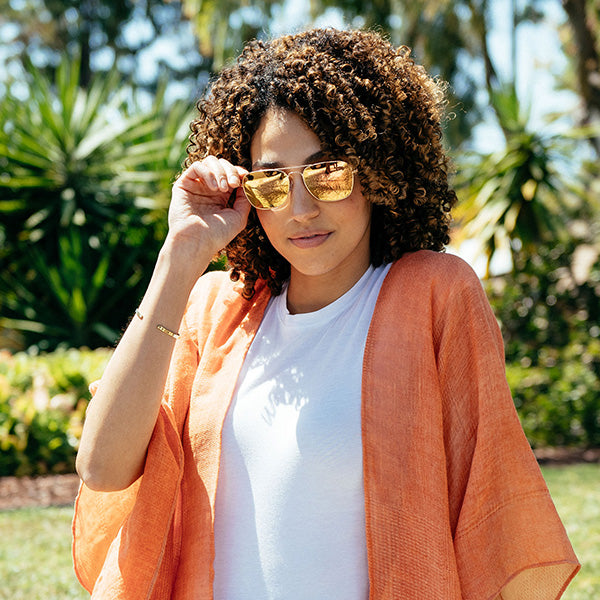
[166, 156, 251, 265]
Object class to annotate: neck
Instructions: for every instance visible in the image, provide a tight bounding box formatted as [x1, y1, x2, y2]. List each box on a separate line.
[286, 261, 371, 314]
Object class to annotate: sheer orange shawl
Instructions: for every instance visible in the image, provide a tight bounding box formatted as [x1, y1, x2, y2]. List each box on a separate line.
[73, 250, 579, 599]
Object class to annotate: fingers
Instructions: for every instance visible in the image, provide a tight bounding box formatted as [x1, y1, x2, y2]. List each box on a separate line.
[182, 156, 248, 195]
[231, 186, 252, 220]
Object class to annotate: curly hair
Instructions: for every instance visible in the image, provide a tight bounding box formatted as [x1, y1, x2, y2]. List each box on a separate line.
[186, 27, 457, 298]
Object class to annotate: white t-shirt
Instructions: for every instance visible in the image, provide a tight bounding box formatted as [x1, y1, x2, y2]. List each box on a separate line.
[213, 263, 391, 600]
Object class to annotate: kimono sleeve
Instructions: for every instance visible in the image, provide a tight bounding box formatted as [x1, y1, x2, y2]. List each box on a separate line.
[434, 261, 580, 600]
[72, 313, 199, 597]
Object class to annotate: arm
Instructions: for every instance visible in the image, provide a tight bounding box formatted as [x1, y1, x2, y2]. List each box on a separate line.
[76, 157, 250, 491]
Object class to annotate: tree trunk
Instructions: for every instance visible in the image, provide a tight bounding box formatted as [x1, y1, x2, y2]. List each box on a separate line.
[77, 0, 94, 89]
[79, 28, 92, 89]
[467, 0, 509, 139]
[562, 0, 600, 153]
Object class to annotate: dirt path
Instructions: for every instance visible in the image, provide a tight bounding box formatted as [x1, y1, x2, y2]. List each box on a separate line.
[1, 447, 599, 511]
[0, 474, 80, 510]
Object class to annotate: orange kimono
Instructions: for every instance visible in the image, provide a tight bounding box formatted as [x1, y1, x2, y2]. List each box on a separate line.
[72, 250, 579, 599]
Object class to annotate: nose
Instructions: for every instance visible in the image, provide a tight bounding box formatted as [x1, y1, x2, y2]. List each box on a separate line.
[287, 172, 319, 221]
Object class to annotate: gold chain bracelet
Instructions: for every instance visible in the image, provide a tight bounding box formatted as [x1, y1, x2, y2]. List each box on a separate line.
[135, 308, 180, 339]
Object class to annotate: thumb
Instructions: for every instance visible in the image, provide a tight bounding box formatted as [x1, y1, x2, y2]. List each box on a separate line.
[232, 187, 252, 225]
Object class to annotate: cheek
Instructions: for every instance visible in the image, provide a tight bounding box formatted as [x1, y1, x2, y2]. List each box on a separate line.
[362, 197, 373, 220]
[256, 211, 282, 245]
[348, 193, 372, 228]
[347, 179, 370, 213]
[256, 211, 270, 234]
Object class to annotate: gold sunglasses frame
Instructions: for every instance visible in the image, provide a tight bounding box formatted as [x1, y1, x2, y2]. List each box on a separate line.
[242, 160, 356, 210]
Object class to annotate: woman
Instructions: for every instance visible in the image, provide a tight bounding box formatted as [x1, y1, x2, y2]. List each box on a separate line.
[73, 28, 579, 599]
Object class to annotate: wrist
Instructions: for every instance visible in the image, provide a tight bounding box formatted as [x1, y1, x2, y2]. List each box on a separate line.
[138, 249, 200, 332]
[157, 235, 212, 290]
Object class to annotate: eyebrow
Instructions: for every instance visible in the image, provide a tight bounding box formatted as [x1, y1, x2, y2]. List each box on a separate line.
[251, 150, 329, 171]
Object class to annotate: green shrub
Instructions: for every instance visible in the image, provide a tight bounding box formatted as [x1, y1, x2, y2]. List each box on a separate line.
[487, 242, 600, 448]
[0, 348, 111, 476]
[506, 341, 600, 447]
[0, 53, 193, 351]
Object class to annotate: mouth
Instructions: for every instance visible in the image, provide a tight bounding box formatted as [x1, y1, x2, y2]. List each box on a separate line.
[288, 231, 332, 248]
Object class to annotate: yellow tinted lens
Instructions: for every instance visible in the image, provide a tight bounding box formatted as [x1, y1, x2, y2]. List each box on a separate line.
[303, 161, 353, 202]
[243, 171, 289, 209]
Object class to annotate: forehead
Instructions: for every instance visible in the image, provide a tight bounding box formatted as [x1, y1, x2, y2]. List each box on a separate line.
[250, 108, 323, 168]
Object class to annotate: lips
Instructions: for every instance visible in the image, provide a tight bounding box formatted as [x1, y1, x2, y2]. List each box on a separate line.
[288, 231, 332, 248]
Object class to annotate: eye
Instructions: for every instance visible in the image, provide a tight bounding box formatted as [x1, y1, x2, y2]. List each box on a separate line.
[324, 161, 343, 174]
[307, 162, 329, 173]
[264, 170, 284, 179]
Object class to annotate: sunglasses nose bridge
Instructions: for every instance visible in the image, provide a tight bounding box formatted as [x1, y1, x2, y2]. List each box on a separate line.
[288, 168, 317, 199]
[287, 171, 320, 218]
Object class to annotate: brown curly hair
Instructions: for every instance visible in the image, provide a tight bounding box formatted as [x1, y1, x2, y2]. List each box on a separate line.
[186, 27, 457, 298]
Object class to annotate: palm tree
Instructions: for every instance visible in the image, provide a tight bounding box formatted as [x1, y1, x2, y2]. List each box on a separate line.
[0, 52, 194, 349]
[452, 86, 589, 275]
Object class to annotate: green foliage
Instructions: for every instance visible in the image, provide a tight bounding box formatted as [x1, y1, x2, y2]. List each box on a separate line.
[454, 86, 587, 275]
[0, 52, 194, 350]
[0, 0, 198, 92]
[506, 353, 600, 448]
[181, 0, 277, 70]
[487, 242, 600, 447]
[0, 348, 111, 477]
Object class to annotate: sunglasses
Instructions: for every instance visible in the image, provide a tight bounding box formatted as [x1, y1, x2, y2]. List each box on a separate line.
[242, 160, 356, 210]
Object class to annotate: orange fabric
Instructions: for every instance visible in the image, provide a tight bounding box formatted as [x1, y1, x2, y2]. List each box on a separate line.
[72, 250, 579, 599]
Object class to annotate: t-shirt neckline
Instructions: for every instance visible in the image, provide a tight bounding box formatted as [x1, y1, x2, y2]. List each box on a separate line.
[274, 265, 379, 329]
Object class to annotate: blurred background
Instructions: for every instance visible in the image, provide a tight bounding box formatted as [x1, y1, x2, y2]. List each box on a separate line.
[0, 2, 599, 597]
[0, 0, 599, 468]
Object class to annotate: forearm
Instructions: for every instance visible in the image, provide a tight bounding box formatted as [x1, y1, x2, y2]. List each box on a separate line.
[76, 242, 208, 491]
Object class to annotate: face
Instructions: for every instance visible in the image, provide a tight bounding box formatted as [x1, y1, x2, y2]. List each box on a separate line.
[250, 108, 372, 308]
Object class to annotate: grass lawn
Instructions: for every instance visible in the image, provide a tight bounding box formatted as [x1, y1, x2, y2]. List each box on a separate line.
[541, 463, 600, 599]
[0, 506, 87, 600]
[0, 463, 597, 598]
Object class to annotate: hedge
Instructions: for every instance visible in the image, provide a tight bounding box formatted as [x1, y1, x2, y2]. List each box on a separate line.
[1, 334, 598, 477]
[0, 348, 110, 476]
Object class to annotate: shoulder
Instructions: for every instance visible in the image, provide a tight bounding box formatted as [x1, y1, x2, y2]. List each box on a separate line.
[384, 250, 482, 297]
[374, 250, 492, 335]
[183, 270, 270, 331]
[373, 251, 502, 359]
[187, 269, 242, 309]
